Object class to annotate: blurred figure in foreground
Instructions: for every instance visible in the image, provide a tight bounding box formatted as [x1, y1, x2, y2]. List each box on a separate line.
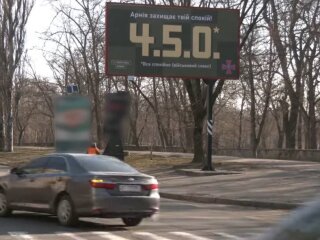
[87, 143, 100, 155]
[259, 199, 320, 240]
[103, 91, 130, 161]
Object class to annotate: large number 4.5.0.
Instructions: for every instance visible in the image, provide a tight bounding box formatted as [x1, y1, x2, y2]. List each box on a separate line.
[129, 23, 213, 59]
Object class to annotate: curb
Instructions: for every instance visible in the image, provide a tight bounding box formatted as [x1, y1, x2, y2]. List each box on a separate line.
[160, 192, 302, 210]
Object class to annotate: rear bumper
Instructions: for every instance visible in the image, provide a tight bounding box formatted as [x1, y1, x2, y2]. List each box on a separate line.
[87, 211, 158, 218]
[76, 192, 160, 218]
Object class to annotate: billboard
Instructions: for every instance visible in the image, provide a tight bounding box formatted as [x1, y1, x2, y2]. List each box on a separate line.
[54, 96, 91, 153]
[105, 3, 240, 79]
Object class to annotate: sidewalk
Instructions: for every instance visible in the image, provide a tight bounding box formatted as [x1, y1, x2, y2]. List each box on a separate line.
[151, 157, 320, 210]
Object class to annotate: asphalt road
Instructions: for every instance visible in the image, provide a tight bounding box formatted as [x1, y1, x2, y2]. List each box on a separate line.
[0, 199, 288, 240]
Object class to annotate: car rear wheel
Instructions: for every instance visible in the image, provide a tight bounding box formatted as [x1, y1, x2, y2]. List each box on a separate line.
[122, 217, 143, 227]
[0, 192, 12, 217]
[57, 195, 78, 226]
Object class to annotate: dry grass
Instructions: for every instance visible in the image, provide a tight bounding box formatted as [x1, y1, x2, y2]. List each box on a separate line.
[125, 153, 192, 171]
[0, 147, 192, 171]
[0, 147, 54, 167]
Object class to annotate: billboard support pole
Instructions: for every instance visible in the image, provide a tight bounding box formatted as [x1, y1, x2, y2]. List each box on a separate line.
[204, 80, 214, 171]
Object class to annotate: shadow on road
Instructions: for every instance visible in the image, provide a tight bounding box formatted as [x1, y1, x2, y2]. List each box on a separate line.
[0, 212, 127, 235]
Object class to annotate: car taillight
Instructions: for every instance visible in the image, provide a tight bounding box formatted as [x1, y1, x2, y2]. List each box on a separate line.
[90, 179, 116, 190]
[143, 183, 159, 190]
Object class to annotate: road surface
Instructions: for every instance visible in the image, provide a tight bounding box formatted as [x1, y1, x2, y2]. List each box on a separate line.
[0, 199, 288, 240]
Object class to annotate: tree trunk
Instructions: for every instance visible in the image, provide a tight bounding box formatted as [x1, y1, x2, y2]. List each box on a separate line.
[248, 46, 258, 157]
[93, 102, 103, 147]
[297, 110, 302, 149]
[297, 73, 305, 149]
[193, 114, 205, 163]
[307, 99, 317, 149]
[310, 117, 317, 149]
[307, 61, 317, 149]
[238, 92, 245, 149]
[162, 79, 172, 146]
[0, 102, 4, 151]
[4, 104, 13, 152]
[18, 130, 24, 146]
[277, 130, 284, 149]
[286, 99, 299, 149]
[128, 93, 140, 148]
[183, 79, 206, 163]
[129, 116, 140, 147]
[280, 99, 289, 149]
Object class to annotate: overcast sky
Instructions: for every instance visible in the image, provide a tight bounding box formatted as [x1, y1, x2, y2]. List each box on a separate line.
[26, 0, 56, 79]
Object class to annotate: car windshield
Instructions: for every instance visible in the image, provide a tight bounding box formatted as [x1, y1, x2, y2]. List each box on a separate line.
[75, 155, 138, 173]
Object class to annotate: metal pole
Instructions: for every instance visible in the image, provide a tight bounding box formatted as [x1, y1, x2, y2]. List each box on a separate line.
[206, 81, 214, 171]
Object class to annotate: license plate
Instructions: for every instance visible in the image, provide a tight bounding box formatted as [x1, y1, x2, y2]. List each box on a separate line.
[119, 185, 141, 192]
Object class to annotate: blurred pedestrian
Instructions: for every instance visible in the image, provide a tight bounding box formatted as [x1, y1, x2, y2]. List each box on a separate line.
[87, 143, 101, 155]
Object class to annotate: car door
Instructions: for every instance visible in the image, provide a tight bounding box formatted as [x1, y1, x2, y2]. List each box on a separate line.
[7, 157, 48, 208]
[41, 156, 69, 208]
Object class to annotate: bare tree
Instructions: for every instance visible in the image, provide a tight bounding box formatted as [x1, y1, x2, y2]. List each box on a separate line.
[0, 0, 34, 152]
[263, 0, 320, 149]
[131, 78, 171, 148]
[44, 0, 105, 145]
[183, 0, 270, 162]
[242, 25, 277, 156]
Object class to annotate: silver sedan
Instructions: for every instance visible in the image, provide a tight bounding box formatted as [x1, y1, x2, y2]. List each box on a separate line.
[0, 153, 160, 227]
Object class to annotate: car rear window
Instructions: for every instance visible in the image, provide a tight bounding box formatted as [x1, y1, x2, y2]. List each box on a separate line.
[75, 155, 138, 173]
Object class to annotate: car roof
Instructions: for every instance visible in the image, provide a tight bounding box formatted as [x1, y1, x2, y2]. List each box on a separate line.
[46, 153, 92, 157]
[45, 153, 119, 160]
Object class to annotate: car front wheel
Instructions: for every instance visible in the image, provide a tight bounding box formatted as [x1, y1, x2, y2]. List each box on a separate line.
[0, 192, 12, 217]
[122, 217, 143, 227]
[57, 195, 78, 226]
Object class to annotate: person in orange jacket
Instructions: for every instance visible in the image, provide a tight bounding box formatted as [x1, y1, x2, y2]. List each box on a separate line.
[87, 143, 101, 155]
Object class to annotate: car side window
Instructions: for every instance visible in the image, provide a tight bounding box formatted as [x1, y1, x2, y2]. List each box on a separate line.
[45, 157, 68, 174]
[22, 158, 48, 174]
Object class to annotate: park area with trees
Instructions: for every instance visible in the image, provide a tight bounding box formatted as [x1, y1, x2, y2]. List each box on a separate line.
[1, 0, 320, 163]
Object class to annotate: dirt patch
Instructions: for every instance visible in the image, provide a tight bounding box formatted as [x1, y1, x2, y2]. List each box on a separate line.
[126, 153, 192, 171]
[0, 148, 192, 171]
